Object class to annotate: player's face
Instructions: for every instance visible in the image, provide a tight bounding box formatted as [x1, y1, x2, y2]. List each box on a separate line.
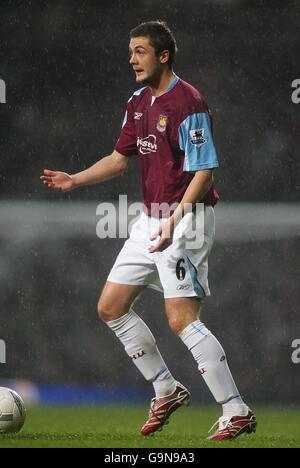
[129, 37, 162, 85]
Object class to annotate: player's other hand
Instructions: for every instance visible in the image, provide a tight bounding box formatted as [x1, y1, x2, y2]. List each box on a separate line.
[40, 169, 76, 192]
[148, 220, 174, 253]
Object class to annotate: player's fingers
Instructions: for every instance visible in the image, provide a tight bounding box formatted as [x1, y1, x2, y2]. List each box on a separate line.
[149, 237, 171, 253]
[42, 179, 52, 186]
[149, 228, 161, 241]
[149, 245, 161, 253]
[43, 169, 56, 176]
[40, 176, 52, 182]
[42, 180, 57, 190]
[148, 239, 163, 253]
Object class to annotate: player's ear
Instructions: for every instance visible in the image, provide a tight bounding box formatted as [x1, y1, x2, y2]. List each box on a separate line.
[160, 50, 169, 65]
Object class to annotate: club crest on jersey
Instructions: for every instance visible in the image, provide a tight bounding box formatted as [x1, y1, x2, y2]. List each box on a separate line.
[137, 135, 157, 155]
[190, 128, 206, 146]
[156, 114, 168, 133]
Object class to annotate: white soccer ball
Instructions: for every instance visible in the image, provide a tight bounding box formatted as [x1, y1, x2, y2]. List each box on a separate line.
[0, 387, 26, 433]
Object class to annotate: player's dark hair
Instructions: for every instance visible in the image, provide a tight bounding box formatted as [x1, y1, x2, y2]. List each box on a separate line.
[130, 20, 177, 68]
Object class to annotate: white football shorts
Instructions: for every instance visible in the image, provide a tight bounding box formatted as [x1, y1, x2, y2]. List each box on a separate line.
[107, 206, 215, 299]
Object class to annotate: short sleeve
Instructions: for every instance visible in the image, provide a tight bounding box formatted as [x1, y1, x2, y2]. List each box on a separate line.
[178, 112, 219, 172]
[115, 99, 137, 157]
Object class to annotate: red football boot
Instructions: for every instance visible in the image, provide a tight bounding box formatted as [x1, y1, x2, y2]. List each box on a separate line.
[141, 382, 191, 436]
[208, 410, 257, 441]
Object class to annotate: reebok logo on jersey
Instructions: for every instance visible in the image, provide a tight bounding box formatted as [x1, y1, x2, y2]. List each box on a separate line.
[190, 128, 206, 146]
[137, 135, 157, 155]
[134, 112, 143, 120]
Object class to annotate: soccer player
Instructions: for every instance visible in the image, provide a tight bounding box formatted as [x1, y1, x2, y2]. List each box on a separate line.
[41, 20, 257, 441]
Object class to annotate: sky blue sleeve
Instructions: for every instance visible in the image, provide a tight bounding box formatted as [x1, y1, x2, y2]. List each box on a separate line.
[178, 112, 219, 172]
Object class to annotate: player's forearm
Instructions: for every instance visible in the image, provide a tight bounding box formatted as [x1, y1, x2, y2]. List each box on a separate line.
[171, 170, 213, 226]
[72, 152, 129, 188]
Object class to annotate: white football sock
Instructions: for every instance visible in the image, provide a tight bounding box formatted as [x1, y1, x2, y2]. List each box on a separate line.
[180, 320, 248, 415]
[106, 309, 176, 398]
[222, 402, 249, 419]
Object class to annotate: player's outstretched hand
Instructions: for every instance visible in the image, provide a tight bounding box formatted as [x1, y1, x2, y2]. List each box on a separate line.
[40, 169, 76, 192]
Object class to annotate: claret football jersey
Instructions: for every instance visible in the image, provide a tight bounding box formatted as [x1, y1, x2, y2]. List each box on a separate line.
[115, 76, 219, 217]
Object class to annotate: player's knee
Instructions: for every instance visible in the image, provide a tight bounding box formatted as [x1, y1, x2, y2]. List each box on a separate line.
[97, 297, 130, 322]
[97, 298, 114, 322]
[167, 309, 198, 336]
[167, 315, 185, 336]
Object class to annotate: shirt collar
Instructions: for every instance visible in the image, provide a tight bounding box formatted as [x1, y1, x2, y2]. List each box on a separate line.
[165, 74, 180, 93]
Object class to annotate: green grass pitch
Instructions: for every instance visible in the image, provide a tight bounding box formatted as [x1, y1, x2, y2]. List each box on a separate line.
[0, 405, 299, 448]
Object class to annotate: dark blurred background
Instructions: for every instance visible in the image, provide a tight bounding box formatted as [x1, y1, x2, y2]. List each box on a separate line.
[0, 0, 299, 405]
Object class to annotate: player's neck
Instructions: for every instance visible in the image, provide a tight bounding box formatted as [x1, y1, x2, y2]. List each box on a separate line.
[149, 69, 176, 97]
